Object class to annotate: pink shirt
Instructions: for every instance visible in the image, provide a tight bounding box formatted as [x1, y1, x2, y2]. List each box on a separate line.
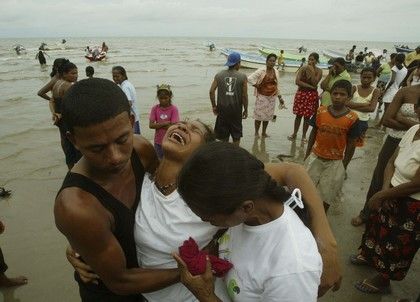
[149, 104, 180, 145]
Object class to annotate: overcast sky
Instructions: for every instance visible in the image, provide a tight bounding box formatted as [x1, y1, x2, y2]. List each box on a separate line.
[1, 0, 418, 42]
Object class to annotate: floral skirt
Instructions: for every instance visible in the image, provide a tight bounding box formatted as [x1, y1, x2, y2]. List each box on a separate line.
[293, 89, 319, 118]
[360, 196, 420, 281]
[253, 94, 276, 121]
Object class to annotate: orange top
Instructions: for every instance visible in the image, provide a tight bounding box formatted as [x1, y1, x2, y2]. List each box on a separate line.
[312, 106, 360, 160]
[257, 72, 278, 96]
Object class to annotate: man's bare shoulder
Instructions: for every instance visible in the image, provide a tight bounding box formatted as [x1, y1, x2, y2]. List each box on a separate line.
[133, 135, 159, 174]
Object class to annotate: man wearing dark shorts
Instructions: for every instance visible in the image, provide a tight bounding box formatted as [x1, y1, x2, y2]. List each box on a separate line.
[209, 52, 248, 146]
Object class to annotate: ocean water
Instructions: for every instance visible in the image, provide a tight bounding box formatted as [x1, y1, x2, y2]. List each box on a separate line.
[0, 36, 396, 184]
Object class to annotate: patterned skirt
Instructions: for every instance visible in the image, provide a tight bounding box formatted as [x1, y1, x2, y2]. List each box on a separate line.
[359, 196, 420, 281]
[293, 89, 319, 118]
[253, 94, 276, 121]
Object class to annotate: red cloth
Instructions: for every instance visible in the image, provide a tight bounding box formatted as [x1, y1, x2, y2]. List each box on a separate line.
[179, 237, 233, 277]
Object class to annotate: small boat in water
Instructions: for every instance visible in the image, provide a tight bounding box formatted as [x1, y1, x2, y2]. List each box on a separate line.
[220, 48, 330, 74]
[394, 45, 415, 53]
[85, 46, 107, 61]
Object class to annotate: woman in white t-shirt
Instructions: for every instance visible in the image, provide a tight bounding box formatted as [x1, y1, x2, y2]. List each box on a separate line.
[381, 53, 408, 113]
[175, 142, 323, 302]
[351, 101, 420, 294]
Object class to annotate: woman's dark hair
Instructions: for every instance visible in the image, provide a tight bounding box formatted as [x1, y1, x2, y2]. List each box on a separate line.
[50, 58, 67, 78]
[85, 66, 94, 77]
[58, 60, 77, 76]
[112, 66, 128, 80]
[178, 142, 289, 216]
[395, 53, 406, 69]
[390, 53, 397, 60]
[331, 79, 352, 96]
[333, 57, 346, 67]
[309, 52, 319, 63]
[361, 67, 376, 76]
[62, 78, 130, 132]
[266, 53, 277, 62]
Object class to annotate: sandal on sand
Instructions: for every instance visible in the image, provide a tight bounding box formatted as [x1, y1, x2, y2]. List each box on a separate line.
[287, 135, 296, 141]
[354, 279, 391, 294]
[350, 254, 369, 266]
[351, 216, 365, 227]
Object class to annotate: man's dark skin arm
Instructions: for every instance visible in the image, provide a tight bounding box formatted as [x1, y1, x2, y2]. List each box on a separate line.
[55, 195, 179, 295]
[56, 137, 174, 295]
[209, 78, 218, 115]
[342, 138, 356, 169]
[242, 78, 248, 118]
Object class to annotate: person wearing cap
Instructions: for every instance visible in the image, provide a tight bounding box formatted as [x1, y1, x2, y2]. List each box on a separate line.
[209, 52, 248, 146]
[320, 57, 351, 106]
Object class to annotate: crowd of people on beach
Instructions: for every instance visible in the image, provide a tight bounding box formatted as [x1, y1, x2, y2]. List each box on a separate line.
[1, 42, 419, 302]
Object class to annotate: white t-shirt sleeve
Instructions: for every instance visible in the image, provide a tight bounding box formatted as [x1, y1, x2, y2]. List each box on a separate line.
[121, 85, 133, 102]
[261, 271, 320, 302]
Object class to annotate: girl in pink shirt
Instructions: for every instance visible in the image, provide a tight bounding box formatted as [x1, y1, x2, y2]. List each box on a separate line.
[149, 84, 180, 158]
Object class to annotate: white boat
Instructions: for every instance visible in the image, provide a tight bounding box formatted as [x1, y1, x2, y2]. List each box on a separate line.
[322, 49, 347, 59]
[220, 48, 330, 75]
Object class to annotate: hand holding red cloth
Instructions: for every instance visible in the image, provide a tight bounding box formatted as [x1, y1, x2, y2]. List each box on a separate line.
[179, 237, 233, 277]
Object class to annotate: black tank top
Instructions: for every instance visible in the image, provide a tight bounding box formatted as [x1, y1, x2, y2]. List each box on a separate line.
[58, 150, 145, 302]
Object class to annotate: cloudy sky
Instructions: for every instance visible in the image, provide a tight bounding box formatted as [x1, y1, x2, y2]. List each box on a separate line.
[1, 0, 418, 42]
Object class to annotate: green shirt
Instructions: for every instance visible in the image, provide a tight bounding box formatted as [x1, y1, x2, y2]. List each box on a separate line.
[320, 70, 351, 106]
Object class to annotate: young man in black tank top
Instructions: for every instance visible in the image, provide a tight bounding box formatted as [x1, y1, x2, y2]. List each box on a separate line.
[54, 78, 179, 301]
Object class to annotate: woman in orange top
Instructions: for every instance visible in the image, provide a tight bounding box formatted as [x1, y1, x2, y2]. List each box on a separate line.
[248, 53, 284, 137]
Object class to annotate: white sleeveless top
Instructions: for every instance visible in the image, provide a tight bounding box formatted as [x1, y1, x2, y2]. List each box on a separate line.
[134, 173, 222, 302]
[388, 103, 419, 139]
[351, 86, 374, 121]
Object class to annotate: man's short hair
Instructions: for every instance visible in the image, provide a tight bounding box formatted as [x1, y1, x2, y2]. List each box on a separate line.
[331, 79, 352, 96]
[62, 78, 131, 132]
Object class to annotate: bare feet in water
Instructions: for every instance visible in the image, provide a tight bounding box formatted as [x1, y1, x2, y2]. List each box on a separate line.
[261, 133, 269, 138]
[0, 273, 28, 288]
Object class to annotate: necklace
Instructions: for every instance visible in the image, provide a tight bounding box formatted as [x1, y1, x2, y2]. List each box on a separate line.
[153, 174, 177, 195]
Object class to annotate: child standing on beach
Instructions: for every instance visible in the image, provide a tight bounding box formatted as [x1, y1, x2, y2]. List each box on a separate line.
[346, 67, 380, 148]
[277, 50, 285, 71]
[304, 80, 362, 211]
[149, 84, 179, 158]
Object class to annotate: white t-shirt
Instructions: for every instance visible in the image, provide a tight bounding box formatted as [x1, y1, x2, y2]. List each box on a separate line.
[134, 174, 223, 302]
[391, 124, 420, 200]
[382, 66, 408, 103]
[217, 206, 322, 302]
[120, 80, 139, 122]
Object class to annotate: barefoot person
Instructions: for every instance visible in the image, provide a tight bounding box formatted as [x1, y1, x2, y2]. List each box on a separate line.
[175, 142, 323, 301]
[210, 52, 248, 146]
[248, 53, 284, 138]
[351, 100, 420, 295]
[305, 80, 363, 212]
[0, 220, 28, 288]
[54, 78, 180, 301]
[289, 52, 323, 142]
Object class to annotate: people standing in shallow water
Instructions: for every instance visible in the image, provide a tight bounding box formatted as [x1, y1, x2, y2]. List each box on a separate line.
[248, 53, 283, 138]
[52, 60, 82, 169]
[174, 142, 323, 301]
[37, 58, 67, 120]
[149, 84, 180, 159]
[35, 48, 47, 66]
[0, 220, 28, 288]
[289, 52, 323, 142]
[112, 66, 141, 134]
[210, 52, 248, 146]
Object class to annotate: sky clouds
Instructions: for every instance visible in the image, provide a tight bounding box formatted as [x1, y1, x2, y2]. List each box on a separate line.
[1, 0, 418, 42]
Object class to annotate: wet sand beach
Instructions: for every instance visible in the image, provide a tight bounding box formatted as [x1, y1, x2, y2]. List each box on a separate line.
[0, 37, 418, 301]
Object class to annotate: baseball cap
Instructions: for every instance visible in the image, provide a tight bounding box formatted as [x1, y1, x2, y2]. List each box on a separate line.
[225, 52, 241, 67]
